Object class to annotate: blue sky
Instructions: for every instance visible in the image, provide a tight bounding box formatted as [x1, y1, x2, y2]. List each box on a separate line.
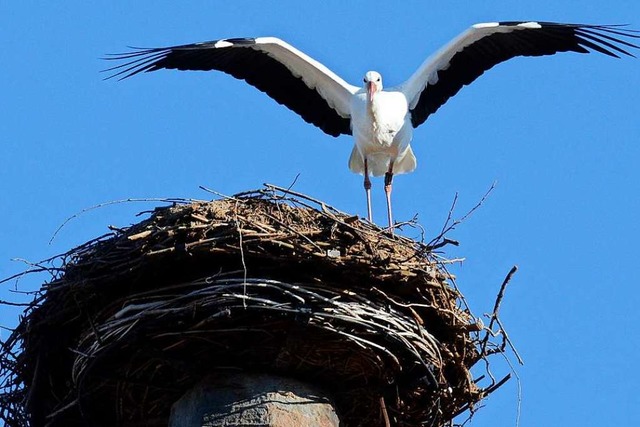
[2, 1, 640, 425]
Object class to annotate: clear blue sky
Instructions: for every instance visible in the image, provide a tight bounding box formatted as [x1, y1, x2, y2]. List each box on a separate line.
[2, 1, 639, 426]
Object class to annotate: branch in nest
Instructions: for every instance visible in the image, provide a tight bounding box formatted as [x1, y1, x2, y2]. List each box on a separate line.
[427, 181, 496, 251]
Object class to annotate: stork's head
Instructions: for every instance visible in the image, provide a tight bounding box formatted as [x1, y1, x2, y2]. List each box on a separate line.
[363, 71, 382, 102]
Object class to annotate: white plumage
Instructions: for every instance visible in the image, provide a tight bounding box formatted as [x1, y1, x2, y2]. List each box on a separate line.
[105, 22, 639, 231]
[349, 71, 416, 177]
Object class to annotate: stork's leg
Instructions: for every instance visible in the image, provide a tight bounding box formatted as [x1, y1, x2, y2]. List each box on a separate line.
[384, 162, 394, 232]
[364, 159, 373, 222]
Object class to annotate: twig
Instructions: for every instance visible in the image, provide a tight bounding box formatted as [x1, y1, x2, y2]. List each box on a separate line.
[0, 300, 32, 307]
[481, 373, 511, 396]
[285, 173, 301, 193]
[198, 185, 242, 201]
[234, 200, 248, 308]
[480, 265, 522, 367]
[49, 197, 200, 245]
[0, 267, 52, 287]
[260, 212, 324, 253]
[495, 316, 524, 365]
[500, 349, 523, 427]
[262, 183, 346, 216]
[427, 182, 496, 249]
[490, 265, 518, 324]
[428, 238, 460, 251]
[380, 396, 391, 427]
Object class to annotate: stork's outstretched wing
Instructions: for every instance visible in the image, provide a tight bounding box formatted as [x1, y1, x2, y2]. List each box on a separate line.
[104, 37, 359, 137]
[399, 22, 640, 128]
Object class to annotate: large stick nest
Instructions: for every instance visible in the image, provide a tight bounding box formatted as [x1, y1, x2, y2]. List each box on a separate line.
[0, 185, 511, 426]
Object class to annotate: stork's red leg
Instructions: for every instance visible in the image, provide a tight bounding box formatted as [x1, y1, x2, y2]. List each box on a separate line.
[364, 159, 372, 222]
[384, 162, 394, 233]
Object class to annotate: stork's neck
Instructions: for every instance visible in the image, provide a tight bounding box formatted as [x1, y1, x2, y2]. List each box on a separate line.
[367, 95, 381, 123]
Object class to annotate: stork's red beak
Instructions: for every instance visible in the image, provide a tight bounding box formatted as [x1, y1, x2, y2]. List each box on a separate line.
[367, 81, 375, 102]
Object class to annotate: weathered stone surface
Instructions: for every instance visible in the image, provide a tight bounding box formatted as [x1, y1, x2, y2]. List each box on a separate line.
[170, 373, 340, 427]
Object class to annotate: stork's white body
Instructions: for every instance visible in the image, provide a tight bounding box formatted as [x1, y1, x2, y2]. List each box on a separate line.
[349, 89, 416, 177]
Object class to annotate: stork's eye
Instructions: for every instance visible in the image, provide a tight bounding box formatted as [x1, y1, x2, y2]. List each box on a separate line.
[377, 77, 381, 82]
[363, 78, 366, 83]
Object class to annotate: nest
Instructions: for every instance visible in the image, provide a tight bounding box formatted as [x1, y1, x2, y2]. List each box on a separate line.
[0, 184, 512, 426]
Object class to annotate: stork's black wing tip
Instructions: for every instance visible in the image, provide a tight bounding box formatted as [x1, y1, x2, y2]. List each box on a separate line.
[100, 46, 173, 81]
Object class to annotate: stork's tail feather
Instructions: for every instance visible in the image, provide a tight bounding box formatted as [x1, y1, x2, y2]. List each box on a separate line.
[348, 146, 417, 176]
[348, 146, 365, 174]
[393, 146, 417, 175]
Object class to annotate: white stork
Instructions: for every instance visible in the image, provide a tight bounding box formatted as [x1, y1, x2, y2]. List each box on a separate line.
[105, 22, 639, 231]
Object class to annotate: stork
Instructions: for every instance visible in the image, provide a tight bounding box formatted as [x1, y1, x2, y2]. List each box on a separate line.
[105, 22, 639, 231]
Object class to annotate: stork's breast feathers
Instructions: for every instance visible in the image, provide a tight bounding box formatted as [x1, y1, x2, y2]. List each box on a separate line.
[349, 90, 414, 171]
[371, 91, 410, 129]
